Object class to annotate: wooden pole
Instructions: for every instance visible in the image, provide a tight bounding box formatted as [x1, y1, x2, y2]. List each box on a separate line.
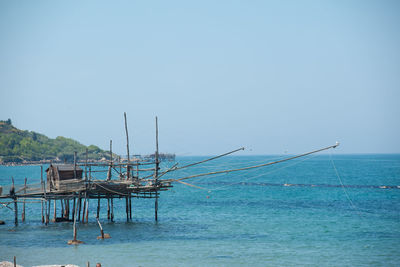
[107, 195, 110, 220]
[85, 148, 88, 180]
[66, 199, 70, 219]
[53, 198, 57, 222]
[85, 198, 89, 223]
[13, 256, 16, 267]
[110, 140, 113, 166]
[74, 151, 77, 178]
[40, 168, 45, 223]
[97, 194, 100, 219]
[82, 194, 86, 223]
[155, 194, 158, 222]
[78, 194, 82, 222]
[68, 191, 83, 245]
[119, 156, 122, 179]
[41, 166, 49, 225]
[22, 178, 27, 222]
[111, 197, 114, 222]
[96, 217, 110, 239]
[61, 199, 64, 219]
[11, 177, 18, 226]
[125, 196, 129, 222]
[72, 197, 76, 222]
[124, 112, 130, 179]
[73, 201, 78, 240]
[154, 116, 159, 221]
[96, 217, 105, 239]
[129, 195, 132, 220]
[47, 198, 50, 224]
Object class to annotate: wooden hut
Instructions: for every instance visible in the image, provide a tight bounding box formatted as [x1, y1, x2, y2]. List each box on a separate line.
[46, 164, 83, 191]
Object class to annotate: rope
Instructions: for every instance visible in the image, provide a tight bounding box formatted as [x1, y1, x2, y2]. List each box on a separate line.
[209, 152, 321, 192]
[329, 151, 362, 216]
[169, 144, 339, 183]
[174, 153, 320, 193]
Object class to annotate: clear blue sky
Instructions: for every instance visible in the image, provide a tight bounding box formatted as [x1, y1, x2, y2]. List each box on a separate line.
[1, 0, 399, 155]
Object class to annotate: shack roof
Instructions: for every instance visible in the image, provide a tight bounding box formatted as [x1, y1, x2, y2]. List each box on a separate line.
[47, 164, 83, 172]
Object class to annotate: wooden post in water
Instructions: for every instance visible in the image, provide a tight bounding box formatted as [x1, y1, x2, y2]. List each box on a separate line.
[68, 191, 83, 245]
[154, 116, 160, 221]
[78, 194, 82, 222]
[72, 197, 76, 222]
[107, 195, 110, 220]
[82, 194, 86, 223]
[66, 199, 70, 220]
[96, 217, 111, 239]
[41, 166, 49, 225]
[125, 196, 129, 222]
[110, 197, 114, 222]
[61, 199, 64, 220]
[11, 177, 18, 226]
[47, 198, 50, 224]
[97, 193, 100, 219]
[53, 198, 57, 222]
[129, 195, 132, 220]
[40, 169, 45, 223]
[22, 178, 27, 222]
[85, 198, 89, 223]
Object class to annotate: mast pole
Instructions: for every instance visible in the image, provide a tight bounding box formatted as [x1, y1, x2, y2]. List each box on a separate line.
[124, 112, 130, 179]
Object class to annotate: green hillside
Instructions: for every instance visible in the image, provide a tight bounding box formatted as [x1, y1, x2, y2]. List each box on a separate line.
[0, 119, 111, 163]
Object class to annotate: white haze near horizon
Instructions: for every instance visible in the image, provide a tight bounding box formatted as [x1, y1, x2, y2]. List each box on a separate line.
[0, 0, 399, 156]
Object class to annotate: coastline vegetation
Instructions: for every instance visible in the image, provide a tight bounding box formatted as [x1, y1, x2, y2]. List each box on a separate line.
[0, 119, 111, 164]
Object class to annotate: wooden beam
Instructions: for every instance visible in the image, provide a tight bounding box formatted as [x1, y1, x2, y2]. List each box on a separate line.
[22, 178, 26, 222]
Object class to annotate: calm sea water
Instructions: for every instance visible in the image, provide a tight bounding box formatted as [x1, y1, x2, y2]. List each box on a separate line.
[0, 154, 399, 266]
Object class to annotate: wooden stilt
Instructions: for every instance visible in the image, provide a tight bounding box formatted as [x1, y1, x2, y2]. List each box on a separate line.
[53, 199, 57, 222]
[129, 195, 132, 220]
[40, 165, 48, 224]
[97, 194, 100, 219]
[85, 198, 89, 223]
[46, 198, 50, 224]
[82, 194, 87, 223]
[22, 178, 27, 222]
[110, 197, 114, 222]
[41, 199, 44, 223]
[11, 177, 18, 226]
[155, 195, 158, 222]
[125, 196, 129, 222]
[154, 116, 159, 222]
[78, 195, 82, 222]
[61, 199, 64, 219]
[68, 192, 83, 245]
[44, 199, 50, 225]
[72, 197, 76, 222]
[107, 196, 110, 220]
[67, 200, 70, 219]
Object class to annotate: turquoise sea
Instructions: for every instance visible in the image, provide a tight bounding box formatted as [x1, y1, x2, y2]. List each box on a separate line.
[0, 153, 399, 266]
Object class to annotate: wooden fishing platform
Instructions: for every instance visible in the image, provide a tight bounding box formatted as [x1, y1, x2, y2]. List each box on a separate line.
[0, 112, 348, 245]
[0, 114, 171, 227]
